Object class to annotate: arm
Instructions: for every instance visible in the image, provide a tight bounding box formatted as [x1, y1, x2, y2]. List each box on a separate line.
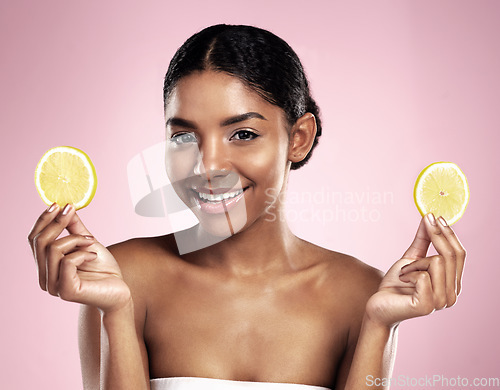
[333, 269, 396, 390]
[341, 316, 398, 390]
[28, 204, 150, 390]
[79, 301, 150, 390]
[337, 214, 465, 390]
[100, 302, 149, 389]
[79, 305, 100, 389]
[79, 240, 151, 390]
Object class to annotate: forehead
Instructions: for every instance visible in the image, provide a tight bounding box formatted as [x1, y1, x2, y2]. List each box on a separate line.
[165, 71, 285, 123]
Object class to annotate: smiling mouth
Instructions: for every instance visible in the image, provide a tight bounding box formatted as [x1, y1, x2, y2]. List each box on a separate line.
[193, 187, 248, 203]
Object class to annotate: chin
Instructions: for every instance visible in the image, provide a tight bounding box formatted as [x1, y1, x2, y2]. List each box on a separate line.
[194, 203, 248, 238]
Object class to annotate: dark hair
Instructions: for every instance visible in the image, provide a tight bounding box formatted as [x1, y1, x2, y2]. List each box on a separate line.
[163, 24, 322, 170]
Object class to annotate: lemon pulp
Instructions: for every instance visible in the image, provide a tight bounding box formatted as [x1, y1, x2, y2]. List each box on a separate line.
[413, 162, 469, 225]
[35, 146, 97, 210]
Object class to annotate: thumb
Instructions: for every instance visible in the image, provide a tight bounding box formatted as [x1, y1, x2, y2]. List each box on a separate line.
[403, 215, 431, 260]
[66, 208, 93, 237]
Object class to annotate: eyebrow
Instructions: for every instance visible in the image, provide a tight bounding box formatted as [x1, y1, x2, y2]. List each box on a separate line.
[220, 112, 267, 126]
[166, 112, 267, 130]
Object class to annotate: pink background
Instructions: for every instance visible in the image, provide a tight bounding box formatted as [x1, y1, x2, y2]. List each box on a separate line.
[1, 0, 499, 388]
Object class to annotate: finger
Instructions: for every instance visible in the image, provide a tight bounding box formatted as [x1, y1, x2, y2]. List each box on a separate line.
[57, 250, 98, 302]
[66, 210, 93, 237]
[33, 204, 75, 291]
[436, 216, 467, 296]
[424, 214, 458, 307]
[45, 234, 96, 296]
[403, 217, 431, 260]
[399, 271, 435, 316]
[400, 255, 447, 310]
[27, 203, 60, 253]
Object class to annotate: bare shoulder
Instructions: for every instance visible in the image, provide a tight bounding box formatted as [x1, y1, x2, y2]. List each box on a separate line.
[107, 233, 178, 259]
[106, 234, 180, 297]
[326, 249, 383, 298]
[107, 232, 179, 265]
[301, 240, 383, 309]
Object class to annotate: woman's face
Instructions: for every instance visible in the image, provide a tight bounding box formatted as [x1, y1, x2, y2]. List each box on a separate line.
[165, 70, 291, 237]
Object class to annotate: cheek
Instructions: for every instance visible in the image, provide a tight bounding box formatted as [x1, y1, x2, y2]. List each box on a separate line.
[165, 147, 201, 202]
[235, 138, 289, 190]
[166, 147, 199, 182]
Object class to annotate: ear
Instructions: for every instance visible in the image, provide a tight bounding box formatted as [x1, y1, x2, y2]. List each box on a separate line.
[288, 112, 317, 164]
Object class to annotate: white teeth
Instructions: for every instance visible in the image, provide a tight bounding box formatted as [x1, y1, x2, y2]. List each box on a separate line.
[197, 189, 244, 202]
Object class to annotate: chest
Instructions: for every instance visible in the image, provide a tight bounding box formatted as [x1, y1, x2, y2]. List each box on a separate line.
[143, 272, 349, 383]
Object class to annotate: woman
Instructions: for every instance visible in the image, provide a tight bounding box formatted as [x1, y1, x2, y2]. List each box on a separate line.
[28, 25, 466, 390]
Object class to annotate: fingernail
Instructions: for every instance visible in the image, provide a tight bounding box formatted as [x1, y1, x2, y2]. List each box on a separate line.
[427, 213, 436, 226]
[438, 216, 448, 227]
[62, 204, 71, 215]
[47, 203, 57, 213]
[84, 235, 94, 240]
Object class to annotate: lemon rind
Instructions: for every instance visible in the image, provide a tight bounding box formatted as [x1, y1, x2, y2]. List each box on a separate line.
[35, 146, 97, 210]
[413, 161, 469, 225]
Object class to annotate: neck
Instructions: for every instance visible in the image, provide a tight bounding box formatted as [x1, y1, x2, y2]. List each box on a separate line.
[187, 198, 304, 277]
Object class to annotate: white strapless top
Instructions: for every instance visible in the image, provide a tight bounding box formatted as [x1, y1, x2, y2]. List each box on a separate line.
[150, 377, 331, 390]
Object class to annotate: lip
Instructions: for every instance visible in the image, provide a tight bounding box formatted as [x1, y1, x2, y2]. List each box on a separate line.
[192, 186, 249, 214]
[193, 186, 240, 195]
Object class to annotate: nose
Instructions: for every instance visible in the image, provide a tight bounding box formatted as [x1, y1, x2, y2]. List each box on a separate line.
[193, 135, 231, 180]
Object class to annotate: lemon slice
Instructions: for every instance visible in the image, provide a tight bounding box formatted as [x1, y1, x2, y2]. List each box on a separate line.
[413, 162, 469, 225]
[35, 146, 97, 210]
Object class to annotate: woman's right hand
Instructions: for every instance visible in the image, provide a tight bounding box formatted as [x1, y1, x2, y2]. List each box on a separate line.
[28, 203, 132, 314]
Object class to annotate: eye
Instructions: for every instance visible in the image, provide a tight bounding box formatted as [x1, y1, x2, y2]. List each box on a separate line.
[171, 132, 197, 145]
[231, 129, 259, 141]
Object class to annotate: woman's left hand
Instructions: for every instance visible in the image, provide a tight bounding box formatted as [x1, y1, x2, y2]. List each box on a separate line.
[366, 213, 466, 327]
